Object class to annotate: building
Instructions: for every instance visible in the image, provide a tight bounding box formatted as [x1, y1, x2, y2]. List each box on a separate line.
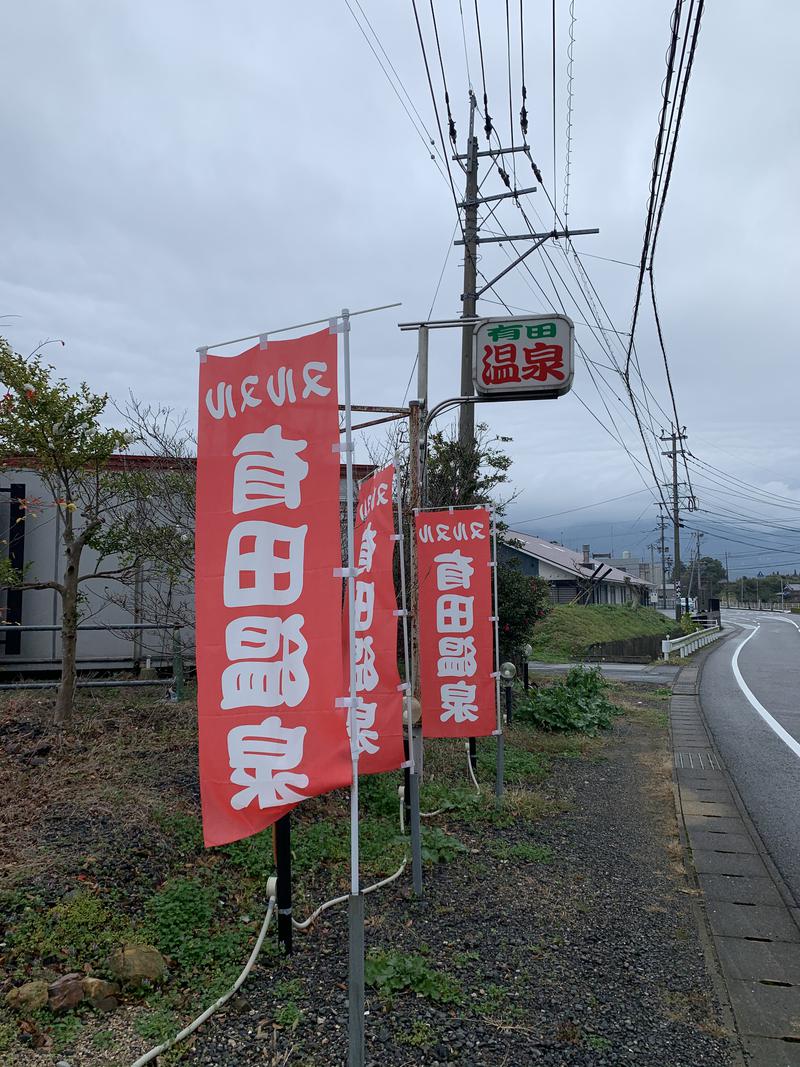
[0, 456, 372, 673]
[593, 551, 664, 595]
[499, 531, 651, 606]
[782, 583, 800, 605]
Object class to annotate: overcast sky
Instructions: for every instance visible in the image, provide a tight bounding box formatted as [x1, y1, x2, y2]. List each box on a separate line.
[3, 1, 799, 570]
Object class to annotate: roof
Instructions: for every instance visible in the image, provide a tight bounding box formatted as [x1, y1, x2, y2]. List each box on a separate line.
[784, 583, 800, 593]
[2, 454, 376, 478]
[502, 530, 651, 586]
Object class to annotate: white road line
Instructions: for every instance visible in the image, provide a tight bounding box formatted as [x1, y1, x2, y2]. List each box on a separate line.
[731, 624, 800, 759]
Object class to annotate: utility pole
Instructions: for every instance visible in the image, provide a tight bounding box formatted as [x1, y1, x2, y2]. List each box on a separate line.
[458, 93, 479, 453]
[451, 92, 599, 453]
[725, 551, 730, 607]
[656, 508, 668, 610]
[648, 542, 656, 604]
[661, 427, 687, 622]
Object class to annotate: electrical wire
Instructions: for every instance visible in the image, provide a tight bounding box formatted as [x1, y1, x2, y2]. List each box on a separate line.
[343, 0, 448, 181]
[473, 0, 492, 139]
[518, 0, 528, 137]
[428, 0, 458, 146]
[563, 0, 576, 227]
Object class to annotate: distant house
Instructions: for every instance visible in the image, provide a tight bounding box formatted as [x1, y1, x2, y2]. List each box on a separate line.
[499, 531, 651, 606]
[0, 456, 372, 673]
[782, 583, 800, 605]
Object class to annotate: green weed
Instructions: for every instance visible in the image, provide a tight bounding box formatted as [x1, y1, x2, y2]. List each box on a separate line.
[491, 841, 554, 863]
[143, 877, 253, 981]
[134, 1000, 181, 1043]
[419, 826, 467, 864]
[399, 1019, 437, 1048]
[516, 667, 622, 734]
[7, 891, 133, 967]
[275, 1001, 302, 1029]
[365, 950, 462, 1003]
[0, 1021, 19, 1054]
[586, 1034, 612, 1051]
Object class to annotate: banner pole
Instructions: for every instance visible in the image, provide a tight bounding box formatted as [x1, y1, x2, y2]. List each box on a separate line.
[275, 814, 292, 954]
[341, 308, 364, 1067]
[395, 456, 423, 897]
[491, 511, 504, 800]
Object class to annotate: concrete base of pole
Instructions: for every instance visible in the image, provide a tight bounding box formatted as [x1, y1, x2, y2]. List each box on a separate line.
[348, 892, 365, 1067]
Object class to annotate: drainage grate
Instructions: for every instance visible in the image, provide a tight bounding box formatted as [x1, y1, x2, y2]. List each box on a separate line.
[674, 750, 722, 770]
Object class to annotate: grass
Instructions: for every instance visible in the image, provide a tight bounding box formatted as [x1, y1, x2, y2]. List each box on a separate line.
[529, 604, 674, 662]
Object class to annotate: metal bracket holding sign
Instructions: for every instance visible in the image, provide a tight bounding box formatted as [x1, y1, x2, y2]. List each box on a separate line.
[472, 314, 575, 400]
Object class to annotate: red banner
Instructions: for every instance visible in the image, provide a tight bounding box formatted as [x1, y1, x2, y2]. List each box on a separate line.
[415, 508, 497, 739]
[343, 464, 405, 775]
[196, 328, 351, 847]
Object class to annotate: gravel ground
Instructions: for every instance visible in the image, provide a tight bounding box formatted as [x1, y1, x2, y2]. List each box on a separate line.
[186, 713, 737, 1067]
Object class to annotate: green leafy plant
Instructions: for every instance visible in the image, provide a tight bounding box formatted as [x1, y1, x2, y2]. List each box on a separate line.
[275, 1002, 302, 1029]
[143, 878, 251, 978]
[134, 1000, 181, 1043]
[516, 667, 621, 734]
[365, 950, 462, 1003]
[399, 1019, 437, 1048]
[419, 826, 467, 864]
[491, 841, 553, 863]
[7, 891, 132, 967]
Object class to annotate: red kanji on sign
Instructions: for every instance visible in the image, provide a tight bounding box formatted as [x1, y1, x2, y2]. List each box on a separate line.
[481, 343, 520, 386]
[521, 343, 565, 382]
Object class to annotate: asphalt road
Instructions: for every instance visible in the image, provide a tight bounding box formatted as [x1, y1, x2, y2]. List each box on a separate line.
[700, 609, 800, 900]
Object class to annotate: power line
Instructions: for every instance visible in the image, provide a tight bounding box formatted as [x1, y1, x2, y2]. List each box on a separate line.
[427, 0, 458, 146]
[473, 0, 492, 139]
[343, 0, 448, 180]
[563, 0, 576, 227]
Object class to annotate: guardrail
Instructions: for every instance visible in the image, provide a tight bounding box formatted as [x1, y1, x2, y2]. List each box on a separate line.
[662, 623, 723, 661]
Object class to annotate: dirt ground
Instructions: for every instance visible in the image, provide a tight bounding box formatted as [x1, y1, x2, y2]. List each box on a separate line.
[0, 681, 737, 1066]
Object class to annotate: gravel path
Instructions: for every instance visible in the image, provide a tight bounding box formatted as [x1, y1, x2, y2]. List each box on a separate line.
[187, 714, 737, 1067]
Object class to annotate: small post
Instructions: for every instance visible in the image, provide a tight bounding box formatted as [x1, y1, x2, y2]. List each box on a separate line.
[172, 626, 184, 701]
[499, 662, 517, 727]
[495, 731, 504, 799]
[468, 736, 478, 775]
[523, 642, 532, 692]
[505, 683, 513, 726]
[275, 814, 292, 955]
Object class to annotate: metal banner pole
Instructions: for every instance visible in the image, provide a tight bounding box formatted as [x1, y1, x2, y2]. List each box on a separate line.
[275, 814, 292, 954]
[394, 456, 423, 896]
[340, 308, 364, 1067]
[491, 512, 504, 800]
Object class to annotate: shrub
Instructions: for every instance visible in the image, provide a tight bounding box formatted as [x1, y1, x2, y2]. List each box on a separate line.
[517, 667, 621, 734]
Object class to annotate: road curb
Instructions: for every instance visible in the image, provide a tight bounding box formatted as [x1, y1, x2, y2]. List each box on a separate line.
[670, 629, 800, 1066]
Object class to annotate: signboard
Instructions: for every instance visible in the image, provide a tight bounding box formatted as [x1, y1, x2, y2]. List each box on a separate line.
[196, 328, 352, 847]
[472, 314, 574, 398]
[415, 508, 497, 738]
[344, 464, 406, 775]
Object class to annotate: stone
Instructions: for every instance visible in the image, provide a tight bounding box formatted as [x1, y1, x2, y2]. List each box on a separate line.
[82, 976, 120, 1011]
[5, 979, 49, 1012]
[108, 944, 167, 985]
[48, 972, 85, 1012]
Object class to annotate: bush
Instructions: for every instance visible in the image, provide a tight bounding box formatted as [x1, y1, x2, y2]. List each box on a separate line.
[497, 559, 550, 659]
[517, 667, 621, 734]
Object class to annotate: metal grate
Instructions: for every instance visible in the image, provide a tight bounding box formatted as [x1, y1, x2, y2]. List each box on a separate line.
[674, 751, 722, 770]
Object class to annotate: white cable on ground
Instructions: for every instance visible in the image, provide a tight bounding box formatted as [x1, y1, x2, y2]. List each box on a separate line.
[466, 742, 481, 793]
[130, 892, 277, 1067]
[292, 859, 408, 930]
[420, 807, 445, 817]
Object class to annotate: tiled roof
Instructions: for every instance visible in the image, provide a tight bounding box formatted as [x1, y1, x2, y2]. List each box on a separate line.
[503, 530, 650, 586]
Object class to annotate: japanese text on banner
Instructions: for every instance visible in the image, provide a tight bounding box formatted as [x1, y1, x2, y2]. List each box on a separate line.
[415, 509, 496, 739]
[343, 465, 405, 774]
[196, 329, 351, 847]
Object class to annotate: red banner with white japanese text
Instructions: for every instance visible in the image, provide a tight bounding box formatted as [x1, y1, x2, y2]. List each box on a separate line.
[343, 464, 405, 775]
[196, 329, 352, 847]
[415, 508, 497, 738]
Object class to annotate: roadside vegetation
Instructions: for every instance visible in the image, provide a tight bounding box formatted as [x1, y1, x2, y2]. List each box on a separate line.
[529, 604, 675, 662]
[0, 673, 625, 1063]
